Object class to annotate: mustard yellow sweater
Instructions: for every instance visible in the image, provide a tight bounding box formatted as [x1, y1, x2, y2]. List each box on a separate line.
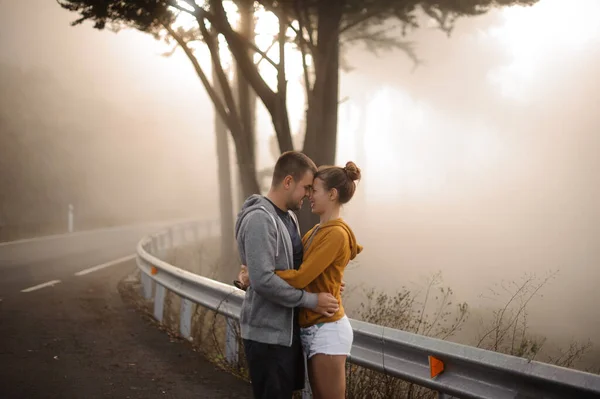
[276, 219, 362, 327]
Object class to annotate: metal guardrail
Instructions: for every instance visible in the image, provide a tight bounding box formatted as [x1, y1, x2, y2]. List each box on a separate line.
[137, 220, 600, 399]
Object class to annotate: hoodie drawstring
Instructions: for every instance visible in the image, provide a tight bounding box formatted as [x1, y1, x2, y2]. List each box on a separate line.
[260, 206, 279, 257]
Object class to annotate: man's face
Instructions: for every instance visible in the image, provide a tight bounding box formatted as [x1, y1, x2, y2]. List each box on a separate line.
[285, 170, 314, 211]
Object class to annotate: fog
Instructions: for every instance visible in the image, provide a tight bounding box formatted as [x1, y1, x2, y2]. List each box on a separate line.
[335, 2, 600, 356]
[0, 0, 221, 237]
[1, 0, 598, 366]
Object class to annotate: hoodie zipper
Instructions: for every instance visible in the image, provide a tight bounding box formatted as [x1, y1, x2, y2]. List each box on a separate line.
[280, 218, 295, 347]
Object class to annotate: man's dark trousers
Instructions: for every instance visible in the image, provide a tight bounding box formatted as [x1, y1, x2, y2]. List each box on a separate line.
[243, 323, 305, 399]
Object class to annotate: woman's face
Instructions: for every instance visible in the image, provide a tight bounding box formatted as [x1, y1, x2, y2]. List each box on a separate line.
[309, 177, 332, 215]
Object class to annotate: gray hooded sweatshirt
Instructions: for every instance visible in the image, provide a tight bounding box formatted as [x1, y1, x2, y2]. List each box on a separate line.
[235, 194, 319, 347]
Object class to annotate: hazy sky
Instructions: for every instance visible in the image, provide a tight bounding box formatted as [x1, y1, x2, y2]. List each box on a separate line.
[1, 0, 599, 352]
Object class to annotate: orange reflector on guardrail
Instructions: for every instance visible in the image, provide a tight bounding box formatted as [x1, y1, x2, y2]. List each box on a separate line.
[151, 266, 158, 275]
[429, 356, 444, 378]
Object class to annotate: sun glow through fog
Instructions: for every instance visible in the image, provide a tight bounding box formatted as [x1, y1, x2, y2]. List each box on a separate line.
[487, 0, 600, 101]
[147, 0, 599, 202]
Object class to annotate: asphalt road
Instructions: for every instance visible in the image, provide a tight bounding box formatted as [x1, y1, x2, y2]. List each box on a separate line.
[0, 225, 252, 398]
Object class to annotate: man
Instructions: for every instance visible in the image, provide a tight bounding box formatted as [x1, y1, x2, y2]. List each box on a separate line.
[234, 151, 340, 399]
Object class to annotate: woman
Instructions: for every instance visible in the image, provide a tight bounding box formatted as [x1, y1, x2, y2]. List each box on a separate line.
[241, 161, 363, 398]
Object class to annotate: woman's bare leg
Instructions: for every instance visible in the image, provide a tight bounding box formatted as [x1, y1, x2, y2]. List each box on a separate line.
[308, 354, 347, 399]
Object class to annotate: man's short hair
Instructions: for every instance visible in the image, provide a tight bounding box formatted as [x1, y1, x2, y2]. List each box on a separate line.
[272, 151, 317, 186]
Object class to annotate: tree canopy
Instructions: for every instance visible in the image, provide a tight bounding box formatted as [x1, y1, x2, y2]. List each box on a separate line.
[58, 0, 539, 230]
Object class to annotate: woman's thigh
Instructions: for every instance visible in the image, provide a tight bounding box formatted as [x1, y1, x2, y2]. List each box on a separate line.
[309, 354, 347, 399]
[303, 316, 354, 398]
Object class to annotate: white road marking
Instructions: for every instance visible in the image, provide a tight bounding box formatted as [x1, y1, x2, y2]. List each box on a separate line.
[21, 280, 61, 293]
[74, 254, 136, 276]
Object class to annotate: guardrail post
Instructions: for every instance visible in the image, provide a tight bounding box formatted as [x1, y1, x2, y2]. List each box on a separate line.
[141, 271, 153, 300]
[302, 384, 312, 398]
[68, 203, 74, 233]
[154, 283, 166, 322]
[302, 355, 312, 398]
[180, 298, 193, 340]
[225, 318, 238, 364]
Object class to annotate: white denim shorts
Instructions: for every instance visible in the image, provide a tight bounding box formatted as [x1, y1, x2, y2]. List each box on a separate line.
[300, 315, 353, 359]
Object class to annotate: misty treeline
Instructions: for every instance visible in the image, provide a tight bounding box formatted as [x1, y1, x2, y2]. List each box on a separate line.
[0, 64, 211, 241]
[0, 65, 107, 240]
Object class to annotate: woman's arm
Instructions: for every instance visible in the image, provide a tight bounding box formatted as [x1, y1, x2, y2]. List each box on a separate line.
[276, 229, 345, 288]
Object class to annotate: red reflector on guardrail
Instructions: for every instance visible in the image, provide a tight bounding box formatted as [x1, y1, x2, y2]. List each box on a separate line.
[151, 266, 158, 275]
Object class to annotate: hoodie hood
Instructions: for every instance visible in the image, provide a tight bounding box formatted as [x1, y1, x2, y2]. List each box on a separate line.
[235, 194, 276, 239]
[318, 219, 363, 260]
[235, 194, 284, 257]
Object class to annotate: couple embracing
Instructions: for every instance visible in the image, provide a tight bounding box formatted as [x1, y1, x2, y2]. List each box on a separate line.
[235, 151, 362, 399]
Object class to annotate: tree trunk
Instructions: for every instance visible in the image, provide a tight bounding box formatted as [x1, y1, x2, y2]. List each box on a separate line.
[236, 0, 257, 207]
[210, 0, 293, 154]
[231, 135, 260, 199]
[213, 66, 236, 283]
[167, 22, 261, 207]
[302, 0, 342, 167]
[275, 4, 294, 154]
[299, 0, 343, 234]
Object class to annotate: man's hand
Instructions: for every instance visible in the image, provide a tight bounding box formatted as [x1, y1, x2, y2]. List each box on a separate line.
[340, 280, 346, 294]
[313, 293, 339, 317]
[237, 265, 250, 289]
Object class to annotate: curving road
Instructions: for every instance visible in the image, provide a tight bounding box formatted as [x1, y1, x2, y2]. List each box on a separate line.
[0, 225, 252, 398]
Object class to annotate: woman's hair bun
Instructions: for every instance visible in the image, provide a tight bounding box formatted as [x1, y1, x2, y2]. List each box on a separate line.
[344, 161, 361, 181]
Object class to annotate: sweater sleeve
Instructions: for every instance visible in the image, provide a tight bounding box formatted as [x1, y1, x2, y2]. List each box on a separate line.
[276, 229, 344, 289]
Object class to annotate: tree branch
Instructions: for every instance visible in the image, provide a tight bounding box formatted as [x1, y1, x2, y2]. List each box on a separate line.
[163, 23, 234, 138]
[246, 41, 279, 70]
[340, 8, 384, 34]
[343, 25, 421, 69]
[255, 37, 278, 67]
[277, 9, 287, 103]
[170, 0, 279, 69]
[166, 0, 197, 18]
[299, 0, 316, 49]
[197, 17, 242, 135]
[258, 0, 316, 55]
[206, 0, 277, 114]
[275, 4, 293, 152]
[422, 6, 458, 37]
[255, 0, 314, 101]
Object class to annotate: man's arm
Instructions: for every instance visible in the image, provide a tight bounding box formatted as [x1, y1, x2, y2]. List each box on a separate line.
[242, 211, 318, 309]
[275, 229, 344, 289]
